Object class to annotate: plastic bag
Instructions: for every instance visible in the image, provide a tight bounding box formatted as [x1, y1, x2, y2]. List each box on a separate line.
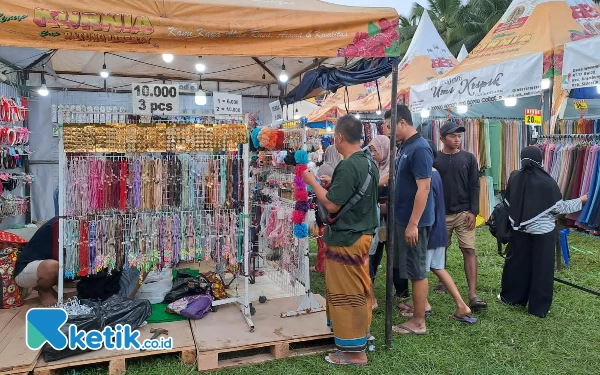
[180, 295, 213, 320]
[42, 295, 151, 362]
[135, 268, 172, 304]
[162, 271, 211, 304]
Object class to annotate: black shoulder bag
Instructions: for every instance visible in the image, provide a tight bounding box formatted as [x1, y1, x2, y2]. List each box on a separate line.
[317, 157, 374, 225]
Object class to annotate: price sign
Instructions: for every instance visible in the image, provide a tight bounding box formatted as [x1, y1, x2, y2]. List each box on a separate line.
[525, 108, 542, 125]
[269, 100, 284, 123]
[574, 99, 588, 109]
[132, 83, 179, 115]
[213, 92, 243, 115]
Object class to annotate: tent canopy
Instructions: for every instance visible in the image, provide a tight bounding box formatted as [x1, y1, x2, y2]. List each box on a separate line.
[410, 0, 600, 114]
[0, 0, 398, 58]
[0, 46, 352, 96]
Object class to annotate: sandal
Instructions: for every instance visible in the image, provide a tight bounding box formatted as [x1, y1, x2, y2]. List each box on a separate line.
[434, 283, 448, 294]
[392, 325, 426, 335]
[469, 296, 488, 311]
[450, 314, 478, 325]
[324, 351, 367, 366]
[396, 302, 432, 317]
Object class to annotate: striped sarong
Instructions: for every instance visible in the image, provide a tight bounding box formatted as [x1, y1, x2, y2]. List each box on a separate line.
[325, 234, 372, 352]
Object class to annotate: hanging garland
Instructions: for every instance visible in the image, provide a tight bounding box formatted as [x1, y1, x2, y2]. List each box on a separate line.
[292, 150, 309, 238]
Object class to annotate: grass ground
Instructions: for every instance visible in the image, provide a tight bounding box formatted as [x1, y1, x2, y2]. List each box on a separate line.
[77, 229, 600, 375]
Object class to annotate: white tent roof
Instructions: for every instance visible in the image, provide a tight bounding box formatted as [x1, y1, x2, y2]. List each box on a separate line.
[0, 46, 346, 97]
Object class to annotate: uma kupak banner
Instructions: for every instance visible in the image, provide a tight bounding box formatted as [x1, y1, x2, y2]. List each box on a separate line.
[0, 0, 399, 58]
[409, 53, 543, 112]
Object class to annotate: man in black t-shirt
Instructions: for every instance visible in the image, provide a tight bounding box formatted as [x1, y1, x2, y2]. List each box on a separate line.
[433, 122, 487, 311]
[14, 217, 59, 306]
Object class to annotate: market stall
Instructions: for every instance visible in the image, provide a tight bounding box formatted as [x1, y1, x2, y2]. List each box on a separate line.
[0, 0, 402, 373]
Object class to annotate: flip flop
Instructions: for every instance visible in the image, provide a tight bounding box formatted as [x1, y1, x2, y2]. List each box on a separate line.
[451, 314, 478, 325]
[396, 303, 432, 317]
[469, 296, 488, 311]
[392, 325, 426, 335]
[324, 351, 367, 366]
[434, 284, 448, 294]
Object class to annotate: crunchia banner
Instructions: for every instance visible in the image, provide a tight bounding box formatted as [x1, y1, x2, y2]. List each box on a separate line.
[562, 36, 600, 89]
[0, 0, 399, 58]
[409, 53, 543, 112]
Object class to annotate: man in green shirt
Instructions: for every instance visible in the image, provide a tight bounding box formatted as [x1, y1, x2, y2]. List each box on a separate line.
[303, 115, 378, 366]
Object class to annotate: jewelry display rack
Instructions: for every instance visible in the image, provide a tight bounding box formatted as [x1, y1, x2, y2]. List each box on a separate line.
[57, 111, 265, 330]
[250, 125, 324, 318]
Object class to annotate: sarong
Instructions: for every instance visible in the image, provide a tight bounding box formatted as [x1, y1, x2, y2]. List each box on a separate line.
[325, 234, 372, 352]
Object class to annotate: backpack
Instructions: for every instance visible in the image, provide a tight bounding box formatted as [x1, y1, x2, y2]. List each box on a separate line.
[487, 199, 513, 257]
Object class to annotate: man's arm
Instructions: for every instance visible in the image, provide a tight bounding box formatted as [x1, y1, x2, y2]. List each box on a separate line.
[468, 154, 480, 215]
[409, 178, 431, 227]
[306, 178, 342, 214]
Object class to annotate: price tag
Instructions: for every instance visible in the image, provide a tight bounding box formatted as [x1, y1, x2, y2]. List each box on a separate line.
[269, 100, 284, 123]
[524, 108, 542, 125]
[574, 99, 588, 109]
[131, 83, 179, 115]
[213, 92, 243, 115]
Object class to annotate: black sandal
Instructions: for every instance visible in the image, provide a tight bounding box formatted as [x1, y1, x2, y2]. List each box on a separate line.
[469, 296, 488, 311]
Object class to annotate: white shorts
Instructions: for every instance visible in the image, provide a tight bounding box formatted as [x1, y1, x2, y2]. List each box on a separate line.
[426, 247, 446, 271]
[15, 260, 43, 288]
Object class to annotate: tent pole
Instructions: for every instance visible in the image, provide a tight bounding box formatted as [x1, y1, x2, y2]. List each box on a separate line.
[385, 64, 399, 349]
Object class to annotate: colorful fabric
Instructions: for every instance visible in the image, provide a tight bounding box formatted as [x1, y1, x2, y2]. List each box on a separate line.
[0, 247, 23, 309]
[325, 234, 372, 352]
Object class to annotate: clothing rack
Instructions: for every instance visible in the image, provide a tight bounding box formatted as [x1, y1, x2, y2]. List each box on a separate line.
[250, 125, 324, 318]
[58, 112, 264, 330]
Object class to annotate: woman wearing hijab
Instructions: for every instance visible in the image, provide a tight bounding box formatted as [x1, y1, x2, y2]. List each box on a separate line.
[366, 135, 390, 309]
[311, 146, 343, 273]
[501, 146, 588, 318]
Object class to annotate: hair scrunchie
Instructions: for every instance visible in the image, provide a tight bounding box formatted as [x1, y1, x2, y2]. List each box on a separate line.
[294, 149, 309, 165]
[293, 223, 308, 238]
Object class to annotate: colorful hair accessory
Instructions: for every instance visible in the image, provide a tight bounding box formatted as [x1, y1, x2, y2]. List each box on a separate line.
[291, 210, 306, 224]
[295, 189, 308, 201]
[275, 130, 285, 149]
[293, 176, 305, 189]
[293, 223, 308, 238]
[276, 151, 288, 164]
[251, 128, 261, 148]
[294, 149, 309, 165]
[295, 201, 310, 213]
[294, 164, 308, 177]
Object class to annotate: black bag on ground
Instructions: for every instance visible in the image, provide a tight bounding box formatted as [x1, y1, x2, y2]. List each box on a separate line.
[76, 270, 122, 300]
[487, 199, 513, 257]
[162, 271, 212, 304]
[42, 295, 151, 362]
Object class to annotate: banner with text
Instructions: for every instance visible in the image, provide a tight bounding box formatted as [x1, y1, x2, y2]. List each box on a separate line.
[562, 37, 600, 90]
[0, 0, 399, 58]
[409, 53, 543, 112]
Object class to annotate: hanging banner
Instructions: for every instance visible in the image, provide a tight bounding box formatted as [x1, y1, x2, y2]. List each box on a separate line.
[131, 83, 179, 115]
[213, 92, 243, 115]
[409, 53, 543, 112]
[269, 100, 284, 123]
[0, 0, 399, 58]
[562, 37, 600, 89]
[525, 108, 542, 125]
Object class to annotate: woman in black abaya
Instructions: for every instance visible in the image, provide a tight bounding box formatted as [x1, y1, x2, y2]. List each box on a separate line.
[500, 146, 588, 318]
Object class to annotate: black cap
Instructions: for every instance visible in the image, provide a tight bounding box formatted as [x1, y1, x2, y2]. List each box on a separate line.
[440, 121, 465, 137]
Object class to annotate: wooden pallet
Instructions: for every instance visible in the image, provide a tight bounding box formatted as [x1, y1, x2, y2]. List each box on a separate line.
[33, 320, 196, 375]
[191, 295, 334, 371]
[0, 301, 42, 375]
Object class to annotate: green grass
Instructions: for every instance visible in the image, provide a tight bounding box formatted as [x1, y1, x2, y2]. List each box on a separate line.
[77, 229, 600, 375]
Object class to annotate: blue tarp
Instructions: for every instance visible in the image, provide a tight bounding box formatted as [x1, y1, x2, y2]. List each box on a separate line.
[569, 87, 600, 100]
[283, 57, 398, 105]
